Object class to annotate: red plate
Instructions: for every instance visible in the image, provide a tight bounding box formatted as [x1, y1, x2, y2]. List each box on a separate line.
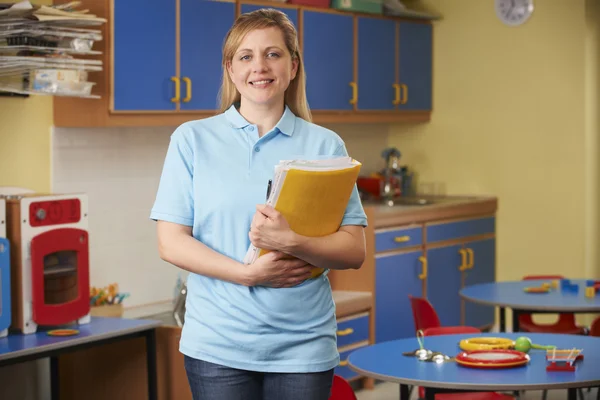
[456, 349, 530, 369]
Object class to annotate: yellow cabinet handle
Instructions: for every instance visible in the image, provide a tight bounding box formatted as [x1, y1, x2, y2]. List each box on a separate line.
[394, 235, 410, 243]
[392, 83, 401, 105]
[466, 248, 474, 269]
[349, 82, 358, 105]
[182, 77, 192, 103]
[418, 256, 427, 280]
[171, 77, 180, 103]
[339, 360, 349, 367]
[337, 328, 354, 336]
[459, 249, 468, 271]
[400, 83, 408, 104]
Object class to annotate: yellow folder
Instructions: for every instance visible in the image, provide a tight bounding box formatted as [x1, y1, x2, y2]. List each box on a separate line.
[244, 157, 362, 278]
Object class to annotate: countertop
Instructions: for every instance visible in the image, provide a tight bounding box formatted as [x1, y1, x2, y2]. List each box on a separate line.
[364, 195, 497, 228]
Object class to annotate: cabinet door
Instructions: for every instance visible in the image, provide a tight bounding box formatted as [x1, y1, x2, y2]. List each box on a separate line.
[426, 244, 462, 327]
[464, 238, 496, 328]
[357, 17, 396, 110]
[113, 0, 176, 111]
[180, 0, 235, 111]
[240, 4, 298, 27]
[302, 11, 354, 110]
[398, 22, 432, 111]
[375, 250, 424, 343]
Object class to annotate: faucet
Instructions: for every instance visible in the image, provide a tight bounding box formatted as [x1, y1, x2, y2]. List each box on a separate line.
[380, 147, 402, 205]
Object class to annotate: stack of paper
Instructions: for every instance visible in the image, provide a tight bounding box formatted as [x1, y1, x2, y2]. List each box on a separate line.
[244, 157, 362, 279]
[0, 1, 105, 98]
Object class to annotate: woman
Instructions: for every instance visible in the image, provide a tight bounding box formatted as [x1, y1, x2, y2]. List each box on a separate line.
[150, 8, 367, 400]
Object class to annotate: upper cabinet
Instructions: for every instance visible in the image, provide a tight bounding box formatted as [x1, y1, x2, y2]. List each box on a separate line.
[54, 0, 434, 127]
[398, 22, 433, 111]
[302, 11, 354, 111]
[112, 0, 235, 112]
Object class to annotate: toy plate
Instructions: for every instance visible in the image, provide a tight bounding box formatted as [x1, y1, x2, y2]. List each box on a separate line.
[47, 329, 80, 337]
[456, 349, 530, 369]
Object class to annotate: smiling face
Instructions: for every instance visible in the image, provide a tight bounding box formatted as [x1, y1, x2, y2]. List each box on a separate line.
[226, 26, 298, 110]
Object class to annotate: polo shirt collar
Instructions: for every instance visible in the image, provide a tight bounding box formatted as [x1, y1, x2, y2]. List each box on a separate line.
[224, 104, 296, 136]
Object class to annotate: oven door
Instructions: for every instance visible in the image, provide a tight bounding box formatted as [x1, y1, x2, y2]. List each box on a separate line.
[31, 228, 90, 325]
[0, 237, 10, 331]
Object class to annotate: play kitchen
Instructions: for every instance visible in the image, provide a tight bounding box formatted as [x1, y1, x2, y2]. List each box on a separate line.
[2, 192, 91, 334]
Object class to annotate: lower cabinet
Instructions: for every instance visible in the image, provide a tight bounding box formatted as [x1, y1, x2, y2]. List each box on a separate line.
[335, 312, 370, 381]
[373, 215, 496, 344]
[375, 250, 424, 343]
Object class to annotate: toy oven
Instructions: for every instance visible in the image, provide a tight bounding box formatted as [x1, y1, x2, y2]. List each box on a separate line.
[0, 198, 10, 337]
[6, 193, 90, 334]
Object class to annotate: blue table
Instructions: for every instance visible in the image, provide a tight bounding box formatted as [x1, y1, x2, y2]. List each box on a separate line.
[348, 333, 600, 400]
[460, 280, 600, 332]
[0, 317, 161, 400]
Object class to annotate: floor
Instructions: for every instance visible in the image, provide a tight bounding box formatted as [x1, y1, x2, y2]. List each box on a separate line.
[355, 382, 598, 400]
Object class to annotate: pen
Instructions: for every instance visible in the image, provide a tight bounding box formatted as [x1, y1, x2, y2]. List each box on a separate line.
[266, 179, 272, 201]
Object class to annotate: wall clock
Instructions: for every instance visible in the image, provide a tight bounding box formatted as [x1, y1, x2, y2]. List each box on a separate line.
[495, 0, 534, 26]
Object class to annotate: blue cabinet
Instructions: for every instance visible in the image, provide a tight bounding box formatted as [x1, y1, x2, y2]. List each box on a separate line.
[302, 11, 354, 111]
[357, 17, 396, 110]
[180, 0, 235, 110]
[398, 22, 433, 111]
[375, 250, 424, 343]
[113, 0, 176, 111]
[0, 237, 10, 336]
[464, 238, 496, 328]
[113, 0, 234, 112]
[426, 244, 463, 327]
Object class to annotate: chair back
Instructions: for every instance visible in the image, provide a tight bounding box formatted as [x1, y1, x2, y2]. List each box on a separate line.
[423, 326, 482, 336]
[590, 317, 600, 337]
[408, 295, 441, 332]
[328, 375, 357, 400]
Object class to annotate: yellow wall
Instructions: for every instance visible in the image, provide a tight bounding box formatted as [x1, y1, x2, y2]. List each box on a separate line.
[0, 0, 52, 193]
[390, 1, 595, 287]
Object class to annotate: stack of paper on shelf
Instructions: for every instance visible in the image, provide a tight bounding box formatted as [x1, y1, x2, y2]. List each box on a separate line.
[0, 1, 106, 97]
[244, 156, 362, 279]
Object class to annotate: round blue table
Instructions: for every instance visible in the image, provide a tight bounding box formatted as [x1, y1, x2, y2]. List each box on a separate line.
[460, 280, 600, 332]
[348, 333, 600, 400]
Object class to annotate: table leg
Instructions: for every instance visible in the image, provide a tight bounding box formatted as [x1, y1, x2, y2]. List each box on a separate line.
[567, 388, 577, 400]
[512, 309, 520, 332]
[499, 307, 506, 332]
[424, 388, 436, 400]
[145, 329, 158, 400]
[399, 384, 410, 400]
[50, 356, 59, 400]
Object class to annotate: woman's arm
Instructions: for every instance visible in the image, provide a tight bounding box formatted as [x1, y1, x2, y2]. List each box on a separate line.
[157, 221, 253, 285]
[285, 225, 365, 270]
[157, 220, 317, 287]
[249, 205, 366, 270]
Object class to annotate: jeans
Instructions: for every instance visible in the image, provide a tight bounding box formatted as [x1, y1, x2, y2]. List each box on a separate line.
[184, 355, 335, 400]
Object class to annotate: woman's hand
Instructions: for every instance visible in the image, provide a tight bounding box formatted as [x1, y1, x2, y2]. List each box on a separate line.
[248, 251, 314, 288]
[249, 204, 297, 252]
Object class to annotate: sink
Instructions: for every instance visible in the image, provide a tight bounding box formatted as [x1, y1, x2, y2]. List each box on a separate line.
[363, 196, 475, 208]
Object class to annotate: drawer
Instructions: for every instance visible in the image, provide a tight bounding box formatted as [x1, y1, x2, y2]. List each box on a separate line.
[336, 314, 369, 348]
[335, 344, 367, 381]
[426, 217, 495, 243]
[375, 225, 422, 252]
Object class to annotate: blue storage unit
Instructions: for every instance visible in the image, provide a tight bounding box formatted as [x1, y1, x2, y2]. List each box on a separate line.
[0, 237, 10, 337]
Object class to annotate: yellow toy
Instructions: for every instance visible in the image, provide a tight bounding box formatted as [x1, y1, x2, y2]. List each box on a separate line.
[459, 337, 514, 351]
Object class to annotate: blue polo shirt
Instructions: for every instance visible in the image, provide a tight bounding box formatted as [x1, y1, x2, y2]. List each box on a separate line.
[150, 105, 367, 373]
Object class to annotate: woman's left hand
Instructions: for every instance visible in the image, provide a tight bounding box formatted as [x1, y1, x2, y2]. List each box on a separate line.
[249, 204, 296, 252]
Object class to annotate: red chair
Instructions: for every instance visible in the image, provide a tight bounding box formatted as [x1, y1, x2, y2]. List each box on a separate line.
[419, 327, 514, 400]
[328, 375, 357, 400]
[408, 295, 442, 331]
[519, 275, 587, 334]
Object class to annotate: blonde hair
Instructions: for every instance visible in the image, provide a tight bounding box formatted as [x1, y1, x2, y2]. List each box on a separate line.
[218, 8, 312, 122]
